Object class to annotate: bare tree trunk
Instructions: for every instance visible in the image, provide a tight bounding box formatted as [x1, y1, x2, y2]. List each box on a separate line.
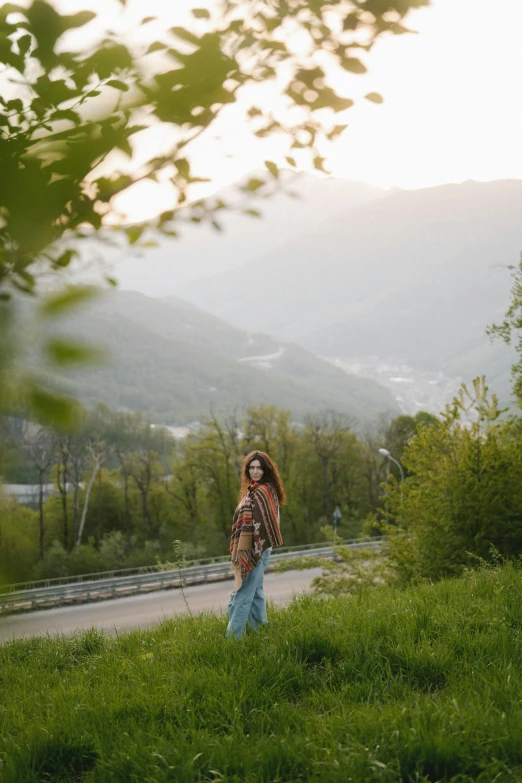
[75, 446, 106, 546]
[73, 481, 80, 544]
[140, 487, 152, 531]
[117, 452, 132, 536]
[23, 425, 57, 561]
[122, 470, 131, 536]
[38, 468, 45, 560]
[57, 439, 70, 550]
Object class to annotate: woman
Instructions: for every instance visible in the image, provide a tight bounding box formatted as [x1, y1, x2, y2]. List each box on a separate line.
[226, 450, 286, 639]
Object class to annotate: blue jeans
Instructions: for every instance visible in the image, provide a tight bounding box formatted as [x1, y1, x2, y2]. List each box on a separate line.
[226, 549, 272, 639]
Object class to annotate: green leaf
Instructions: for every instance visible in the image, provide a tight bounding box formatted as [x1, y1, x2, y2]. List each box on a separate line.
[6, 98, 23, 113]
[340, 57, 367, 74]
[17, 34, 32, 56]
[26, 382, 83, 431]
[327, 124, 348, 140]
[142, 16, 157, 24]
[146, 41, 166, 54]
[44, 338, 103, 366]
[285, 156, 297, 167]
[40, 285, 98, 317]
[125, 225, 145, 244]
[62, 11, 97, 31]
[244, 178, 265, 192]
[116, 136, 132, 157]
[51, 249, 78, 269]
[265, 160, 279, 178]
[86, 44, 133, 79]
[313, 155, 328, 173]
[13, 269, 36, 293]
[170, 27, 200, 45]
[51, 108, 81, 123]
[192, 8, 211, 18]
[106, 79, 129, 92]
[175, 158, 190, 179]
[26, 0, 62, 68]
[365, 92, 384, 104]
[243, 209, 261, 218]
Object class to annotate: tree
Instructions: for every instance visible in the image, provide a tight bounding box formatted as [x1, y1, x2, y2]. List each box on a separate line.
[0, 496, 40, 583]
[304, 410, 355, 517]
[0, 0, 429, 425]
[55, 434, 71, 550]
[127, 448, 163, 532]
[488, 253, 522, 403]
[22, 423, 57, 559]
[189, 411, 242, 540]
[165, 444, 202, 534]
[75, 441, 108, 546]
[385, 378, 522, 581]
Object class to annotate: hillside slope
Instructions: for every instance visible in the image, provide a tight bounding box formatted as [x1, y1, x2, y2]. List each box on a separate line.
[51, 291, 398, 423]
[2, 565, 521, 781]
[178, 180, 522, 384]
[111, 173, 385, 293]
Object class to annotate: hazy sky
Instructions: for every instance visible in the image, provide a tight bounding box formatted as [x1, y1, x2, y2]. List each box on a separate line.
[54, 0, 522, 219]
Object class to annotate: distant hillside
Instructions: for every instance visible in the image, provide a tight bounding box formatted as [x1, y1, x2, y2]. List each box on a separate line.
[441, 337, 516, 405]
[50, 292, 398, 424]
[110, 173, 385, 294]
[177, 179, 522, 398]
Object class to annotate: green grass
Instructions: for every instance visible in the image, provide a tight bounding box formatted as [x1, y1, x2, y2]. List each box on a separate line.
[1, 564, 522, 782]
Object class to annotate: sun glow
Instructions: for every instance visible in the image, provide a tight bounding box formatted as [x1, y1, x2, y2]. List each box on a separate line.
[52, 0, 522, 221]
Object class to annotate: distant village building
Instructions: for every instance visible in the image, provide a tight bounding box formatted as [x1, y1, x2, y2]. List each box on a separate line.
[2, 484, 74, 506]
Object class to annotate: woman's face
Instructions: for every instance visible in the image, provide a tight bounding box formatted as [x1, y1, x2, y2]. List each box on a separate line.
[248, 459, 264, 483]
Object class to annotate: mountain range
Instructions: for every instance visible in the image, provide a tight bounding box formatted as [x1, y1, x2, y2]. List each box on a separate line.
[110, 172, 385, 293]
[50, 290, 399, 424]
[173, 178, 522, 404]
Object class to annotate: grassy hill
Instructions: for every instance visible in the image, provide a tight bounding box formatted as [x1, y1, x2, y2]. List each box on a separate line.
[1, 563, 521, 781]
[50, 291, 398, 424]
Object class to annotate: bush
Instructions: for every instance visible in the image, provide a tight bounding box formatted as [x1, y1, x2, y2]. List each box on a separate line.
[122, 540, 162, 569]
[67, 543, 105, 577]
[385, 379, 522, 581]
[99, 531, 129, 571]
[0, 498, 39, 584]
[32, 541, 70, 581]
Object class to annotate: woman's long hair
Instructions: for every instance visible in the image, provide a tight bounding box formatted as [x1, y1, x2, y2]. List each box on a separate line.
[238, 451, 286, 504]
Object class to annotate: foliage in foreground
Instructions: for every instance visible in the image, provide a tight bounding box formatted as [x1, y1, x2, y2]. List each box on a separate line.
[1, 563, 522, 782]
[1, 0, 427, 427]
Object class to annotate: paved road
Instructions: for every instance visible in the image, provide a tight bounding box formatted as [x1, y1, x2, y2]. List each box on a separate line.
[0, 568, 322, 643]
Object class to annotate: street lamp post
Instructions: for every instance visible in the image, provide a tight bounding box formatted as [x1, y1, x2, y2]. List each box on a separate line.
[378, 448, 405, 482]
[378, 448, 405, 519]
[332, 505, 342, 545]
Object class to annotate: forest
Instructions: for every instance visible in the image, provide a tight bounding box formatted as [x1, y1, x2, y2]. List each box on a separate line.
[4, 365, 522, 590]
[0, 402, 423, 584]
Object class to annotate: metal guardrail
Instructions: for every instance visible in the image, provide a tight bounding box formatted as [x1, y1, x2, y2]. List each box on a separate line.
[0, 538, 384, 615]
[0, 538, 354, 594]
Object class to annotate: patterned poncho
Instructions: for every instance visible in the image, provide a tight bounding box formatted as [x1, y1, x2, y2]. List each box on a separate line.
[230, 482, 283, 587]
